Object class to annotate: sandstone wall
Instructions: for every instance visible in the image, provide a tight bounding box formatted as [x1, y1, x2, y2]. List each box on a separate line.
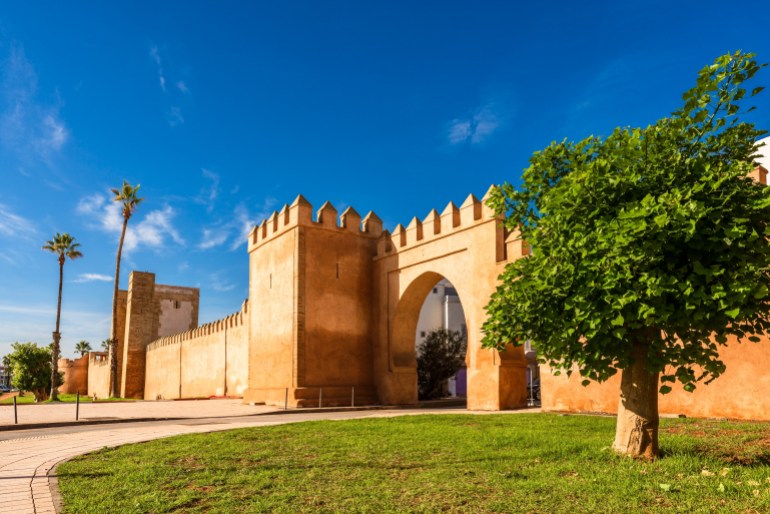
[58, 354, 89, 394]
[120, 272, 199, 399]
[302, 214, 377, 389]
[144, 302, 248, 400]
[156, 285, 199, 337]
[143, 339, 180, 400]
[244, 203, 303, 405]
[541, 334, 770, 421]
[87, 352, 110, 399]
[243, 197, 383, 407]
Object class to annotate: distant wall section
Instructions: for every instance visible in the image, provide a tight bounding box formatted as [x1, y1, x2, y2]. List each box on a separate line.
[87, 352, 110, 399]
[58, 354, 89, 395]
[120, 272, 199, 398]
[144, 301, 249, 400]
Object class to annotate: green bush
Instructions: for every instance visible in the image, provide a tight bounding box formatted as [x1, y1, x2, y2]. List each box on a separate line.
[416, 329, 466, 400]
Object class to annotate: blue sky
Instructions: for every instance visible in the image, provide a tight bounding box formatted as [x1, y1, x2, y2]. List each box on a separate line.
[1, 1, 770, 358]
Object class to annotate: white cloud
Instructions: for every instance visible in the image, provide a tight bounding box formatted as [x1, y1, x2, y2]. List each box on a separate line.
[196, 198, 277, 251]
[124, 205, 185, 252]
[198, 227, 229, 250]
[0, 203, 36, 238]
[0, 303, 111, 358]
[41, 113, 68, 151]
[0, 44, 69, 162]
[149, 45, 166, 92]
[73, 273, 112, 283]
[209, 271, 236, 292]
[76, 194, 106, 215]
[167, 106, 184, 126]
[448, 120, 471, 144]
[446, 104, 502, 145]
[199, 169, 220, 213]
[76, 191, 185, 254]
[149, 45, 190, 126]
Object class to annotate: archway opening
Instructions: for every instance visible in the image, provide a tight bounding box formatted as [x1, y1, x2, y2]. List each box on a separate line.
[413, 277, 469, 406]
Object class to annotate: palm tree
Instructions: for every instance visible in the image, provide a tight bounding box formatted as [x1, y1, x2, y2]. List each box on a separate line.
[100, 339, 110, 351]
[43, 233, 83, 401]
[109, 181, 144, 397]
[75, 340, 92, 357]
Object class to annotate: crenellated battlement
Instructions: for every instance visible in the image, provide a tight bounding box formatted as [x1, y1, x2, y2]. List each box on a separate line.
[146, 299, 249, 352]
[248, 195, 383, 253]
[375, 186, 498, 257]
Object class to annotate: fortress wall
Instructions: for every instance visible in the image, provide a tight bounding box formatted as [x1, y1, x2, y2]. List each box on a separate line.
[225, 318, 249, 396]
[144, 339, 181, 400]
[87, 352, 110, 399]
[243, 196, 382, 406]
[541, 334, 770, 421]
[244, 220, 297, 403]
[58, 354, 89, 395]
[302, 225, 377, 388]
[120, 272, 199, 399]
[181, 331, 225, 398]
[144, 301, 248, 400]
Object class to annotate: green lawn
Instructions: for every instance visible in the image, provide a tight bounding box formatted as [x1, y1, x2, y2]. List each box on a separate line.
[57, 414, 770, 513]
[0, 393, 133, 404]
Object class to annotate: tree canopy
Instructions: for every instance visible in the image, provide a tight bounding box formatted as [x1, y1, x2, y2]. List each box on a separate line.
[483, 52, 768, 396]
[6, 342, 58, 402]
[483, 52, 767, 457]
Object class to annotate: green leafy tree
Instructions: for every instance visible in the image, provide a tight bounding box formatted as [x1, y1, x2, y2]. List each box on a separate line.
[483, 52, 768, 459]
[6, 342, 61, 402]
[417, 328, 467, 400]
[1, 354, 11, 389]
[75, 340, 92, 357]
[109, 181, 144, 397]
[43, 232, 83, 401]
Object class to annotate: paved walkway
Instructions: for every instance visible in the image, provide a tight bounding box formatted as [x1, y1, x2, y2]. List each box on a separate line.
[0, 398, 275, 428]
[0, 405, 527, 514]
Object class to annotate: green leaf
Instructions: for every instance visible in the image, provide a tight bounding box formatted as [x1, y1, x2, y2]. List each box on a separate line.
[611, 314, 625, 327]
[725, 307, 740, 319]
[659, 385, 672, 394]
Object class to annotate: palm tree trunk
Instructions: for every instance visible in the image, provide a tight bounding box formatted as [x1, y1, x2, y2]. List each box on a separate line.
[109, 216, 129, 397]
[50, 257, 64, 401]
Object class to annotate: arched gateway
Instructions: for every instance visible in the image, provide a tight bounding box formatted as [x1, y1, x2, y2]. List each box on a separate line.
[236, 187, 529, 410]
[119, 188, 528, 410]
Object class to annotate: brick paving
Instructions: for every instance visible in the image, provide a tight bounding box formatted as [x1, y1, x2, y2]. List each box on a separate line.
[0, 398, 273, 428]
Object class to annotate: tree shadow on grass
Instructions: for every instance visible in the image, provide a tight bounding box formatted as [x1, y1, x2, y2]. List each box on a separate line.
[659, 446, 770, 467]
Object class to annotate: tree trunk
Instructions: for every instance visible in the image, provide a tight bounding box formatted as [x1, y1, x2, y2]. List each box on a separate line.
[50, 257, 64, 401]
[612, 342, 660, 459]
[109, 216, 129, 398]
